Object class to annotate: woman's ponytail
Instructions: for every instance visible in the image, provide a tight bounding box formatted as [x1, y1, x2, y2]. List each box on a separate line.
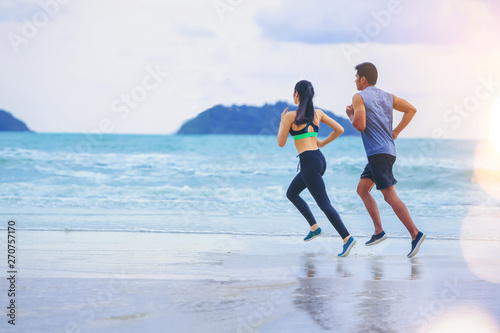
[294, 80, 315, 125]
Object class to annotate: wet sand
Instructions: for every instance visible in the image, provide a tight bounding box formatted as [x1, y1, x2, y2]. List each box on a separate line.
[5, 230, 500, 332]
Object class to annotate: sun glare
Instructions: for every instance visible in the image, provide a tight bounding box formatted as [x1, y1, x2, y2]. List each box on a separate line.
[464, 97, 500, 283]
[474, 95, 500, 200]
[461, 206, 500, 284]
[473, 140, 500, 200]
[425, 305, 499, 333]
[490, 97, 500, 154]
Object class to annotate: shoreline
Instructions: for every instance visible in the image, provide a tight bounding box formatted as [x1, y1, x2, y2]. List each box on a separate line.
[2, 212, 499, 242]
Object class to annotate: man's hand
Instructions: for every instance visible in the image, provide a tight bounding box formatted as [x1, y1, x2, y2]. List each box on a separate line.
[346, 105, 354, 120]
[392, 130, 399, 140]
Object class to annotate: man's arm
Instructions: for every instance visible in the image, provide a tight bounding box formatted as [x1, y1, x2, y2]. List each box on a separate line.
[392, 94, 417, 140]
[346, 94, 366, 132]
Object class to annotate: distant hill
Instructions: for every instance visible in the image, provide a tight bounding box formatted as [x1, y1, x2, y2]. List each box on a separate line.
[0, 110, 32, 132]
[177, 101, 359, 137]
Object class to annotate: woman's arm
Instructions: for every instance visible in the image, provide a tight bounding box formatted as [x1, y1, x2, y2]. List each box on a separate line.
[277, 108, 294, 147]
[316, 109, 344, 148]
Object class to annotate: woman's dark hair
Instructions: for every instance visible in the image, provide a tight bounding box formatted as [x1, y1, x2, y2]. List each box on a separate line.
[355, 62, 378, 85]
[294, 80, 315, 125]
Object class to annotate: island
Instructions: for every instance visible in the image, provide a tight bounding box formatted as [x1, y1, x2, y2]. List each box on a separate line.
[0, 110, 32, 132]
[177, 102, 358, 137]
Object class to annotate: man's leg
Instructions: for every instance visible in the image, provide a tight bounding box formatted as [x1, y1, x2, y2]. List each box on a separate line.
[380, 185, 419, 239]
[357, 178, 383, 234]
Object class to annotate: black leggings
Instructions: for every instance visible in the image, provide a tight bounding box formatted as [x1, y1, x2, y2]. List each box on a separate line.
[286, 149, 349, 239]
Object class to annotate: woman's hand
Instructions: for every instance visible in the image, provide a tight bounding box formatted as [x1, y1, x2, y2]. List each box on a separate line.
[316, 138, 324, 148]
[281, 107, 289, 122]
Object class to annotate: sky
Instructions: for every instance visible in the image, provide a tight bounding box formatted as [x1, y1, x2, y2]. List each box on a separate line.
[1, 0, 500, 138]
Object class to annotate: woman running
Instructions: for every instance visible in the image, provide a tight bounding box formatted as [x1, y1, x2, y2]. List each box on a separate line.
[277, 80, 356, 257]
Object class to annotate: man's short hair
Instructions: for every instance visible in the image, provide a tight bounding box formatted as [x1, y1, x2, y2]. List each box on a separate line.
[355, 62, 378, 85]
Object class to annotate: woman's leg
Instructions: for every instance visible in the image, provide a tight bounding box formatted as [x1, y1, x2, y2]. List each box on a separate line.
[286, 172, 317, 227]
[301, 153, 350, 239]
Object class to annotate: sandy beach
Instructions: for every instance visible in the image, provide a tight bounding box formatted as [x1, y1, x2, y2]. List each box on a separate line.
[2, 230, 498, 333]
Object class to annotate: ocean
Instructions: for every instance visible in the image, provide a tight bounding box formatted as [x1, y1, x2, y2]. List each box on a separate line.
[1, 132, 498, 240]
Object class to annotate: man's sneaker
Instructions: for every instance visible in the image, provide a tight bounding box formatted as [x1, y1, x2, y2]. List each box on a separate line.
[365, 231, 387, 246]
[304, 227, 323, 242]
[338, 236, 356, 257]
[407, 231, 426, 258]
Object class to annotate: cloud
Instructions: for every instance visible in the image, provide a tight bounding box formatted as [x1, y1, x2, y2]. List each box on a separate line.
[0, 0, 498, 138]
[0, 0, 36, 21]
[0, 0, 74, 21]
[255, 0, 500, 45]
[173, 23, 215, 39]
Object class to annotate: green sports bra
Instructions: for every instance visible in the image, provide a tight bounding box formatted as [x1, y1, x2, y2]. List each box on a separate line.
[289, 121, 319, 140]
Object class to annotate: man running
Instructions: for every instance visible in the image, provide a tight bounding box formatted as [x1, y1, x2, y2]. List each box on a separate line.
[346, 62, 425, 258]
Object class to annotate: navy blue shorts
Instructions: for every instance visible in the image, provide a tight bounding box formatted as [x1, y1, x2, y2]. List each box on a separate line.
[360, 154, 397, 190]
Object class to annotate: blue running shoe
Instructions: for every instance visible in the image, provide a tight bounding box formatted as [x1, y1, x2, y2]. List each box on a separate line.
[304, 227, 323, 242]
[407, 231, 426, 258]
[365, 231, 387, 246]
[338, 236, 356, 257]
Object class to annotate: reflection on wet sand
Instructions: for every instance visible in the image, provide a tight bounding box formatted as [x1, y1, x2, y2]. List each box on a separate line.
[356, 257, 395, 333]
[293, 253, 341, 330]
[293, 253, 423, 332]
[410, 257, 421, 280]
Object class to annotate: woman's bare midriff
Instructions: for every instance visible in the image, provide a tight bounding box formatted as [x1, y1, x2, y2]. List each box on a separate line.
[294, 137, 319, 155]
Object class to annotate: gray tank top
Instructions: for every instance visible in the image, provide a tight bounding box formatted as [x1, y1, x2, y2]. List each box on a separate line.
[357, 86, 396, 157]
